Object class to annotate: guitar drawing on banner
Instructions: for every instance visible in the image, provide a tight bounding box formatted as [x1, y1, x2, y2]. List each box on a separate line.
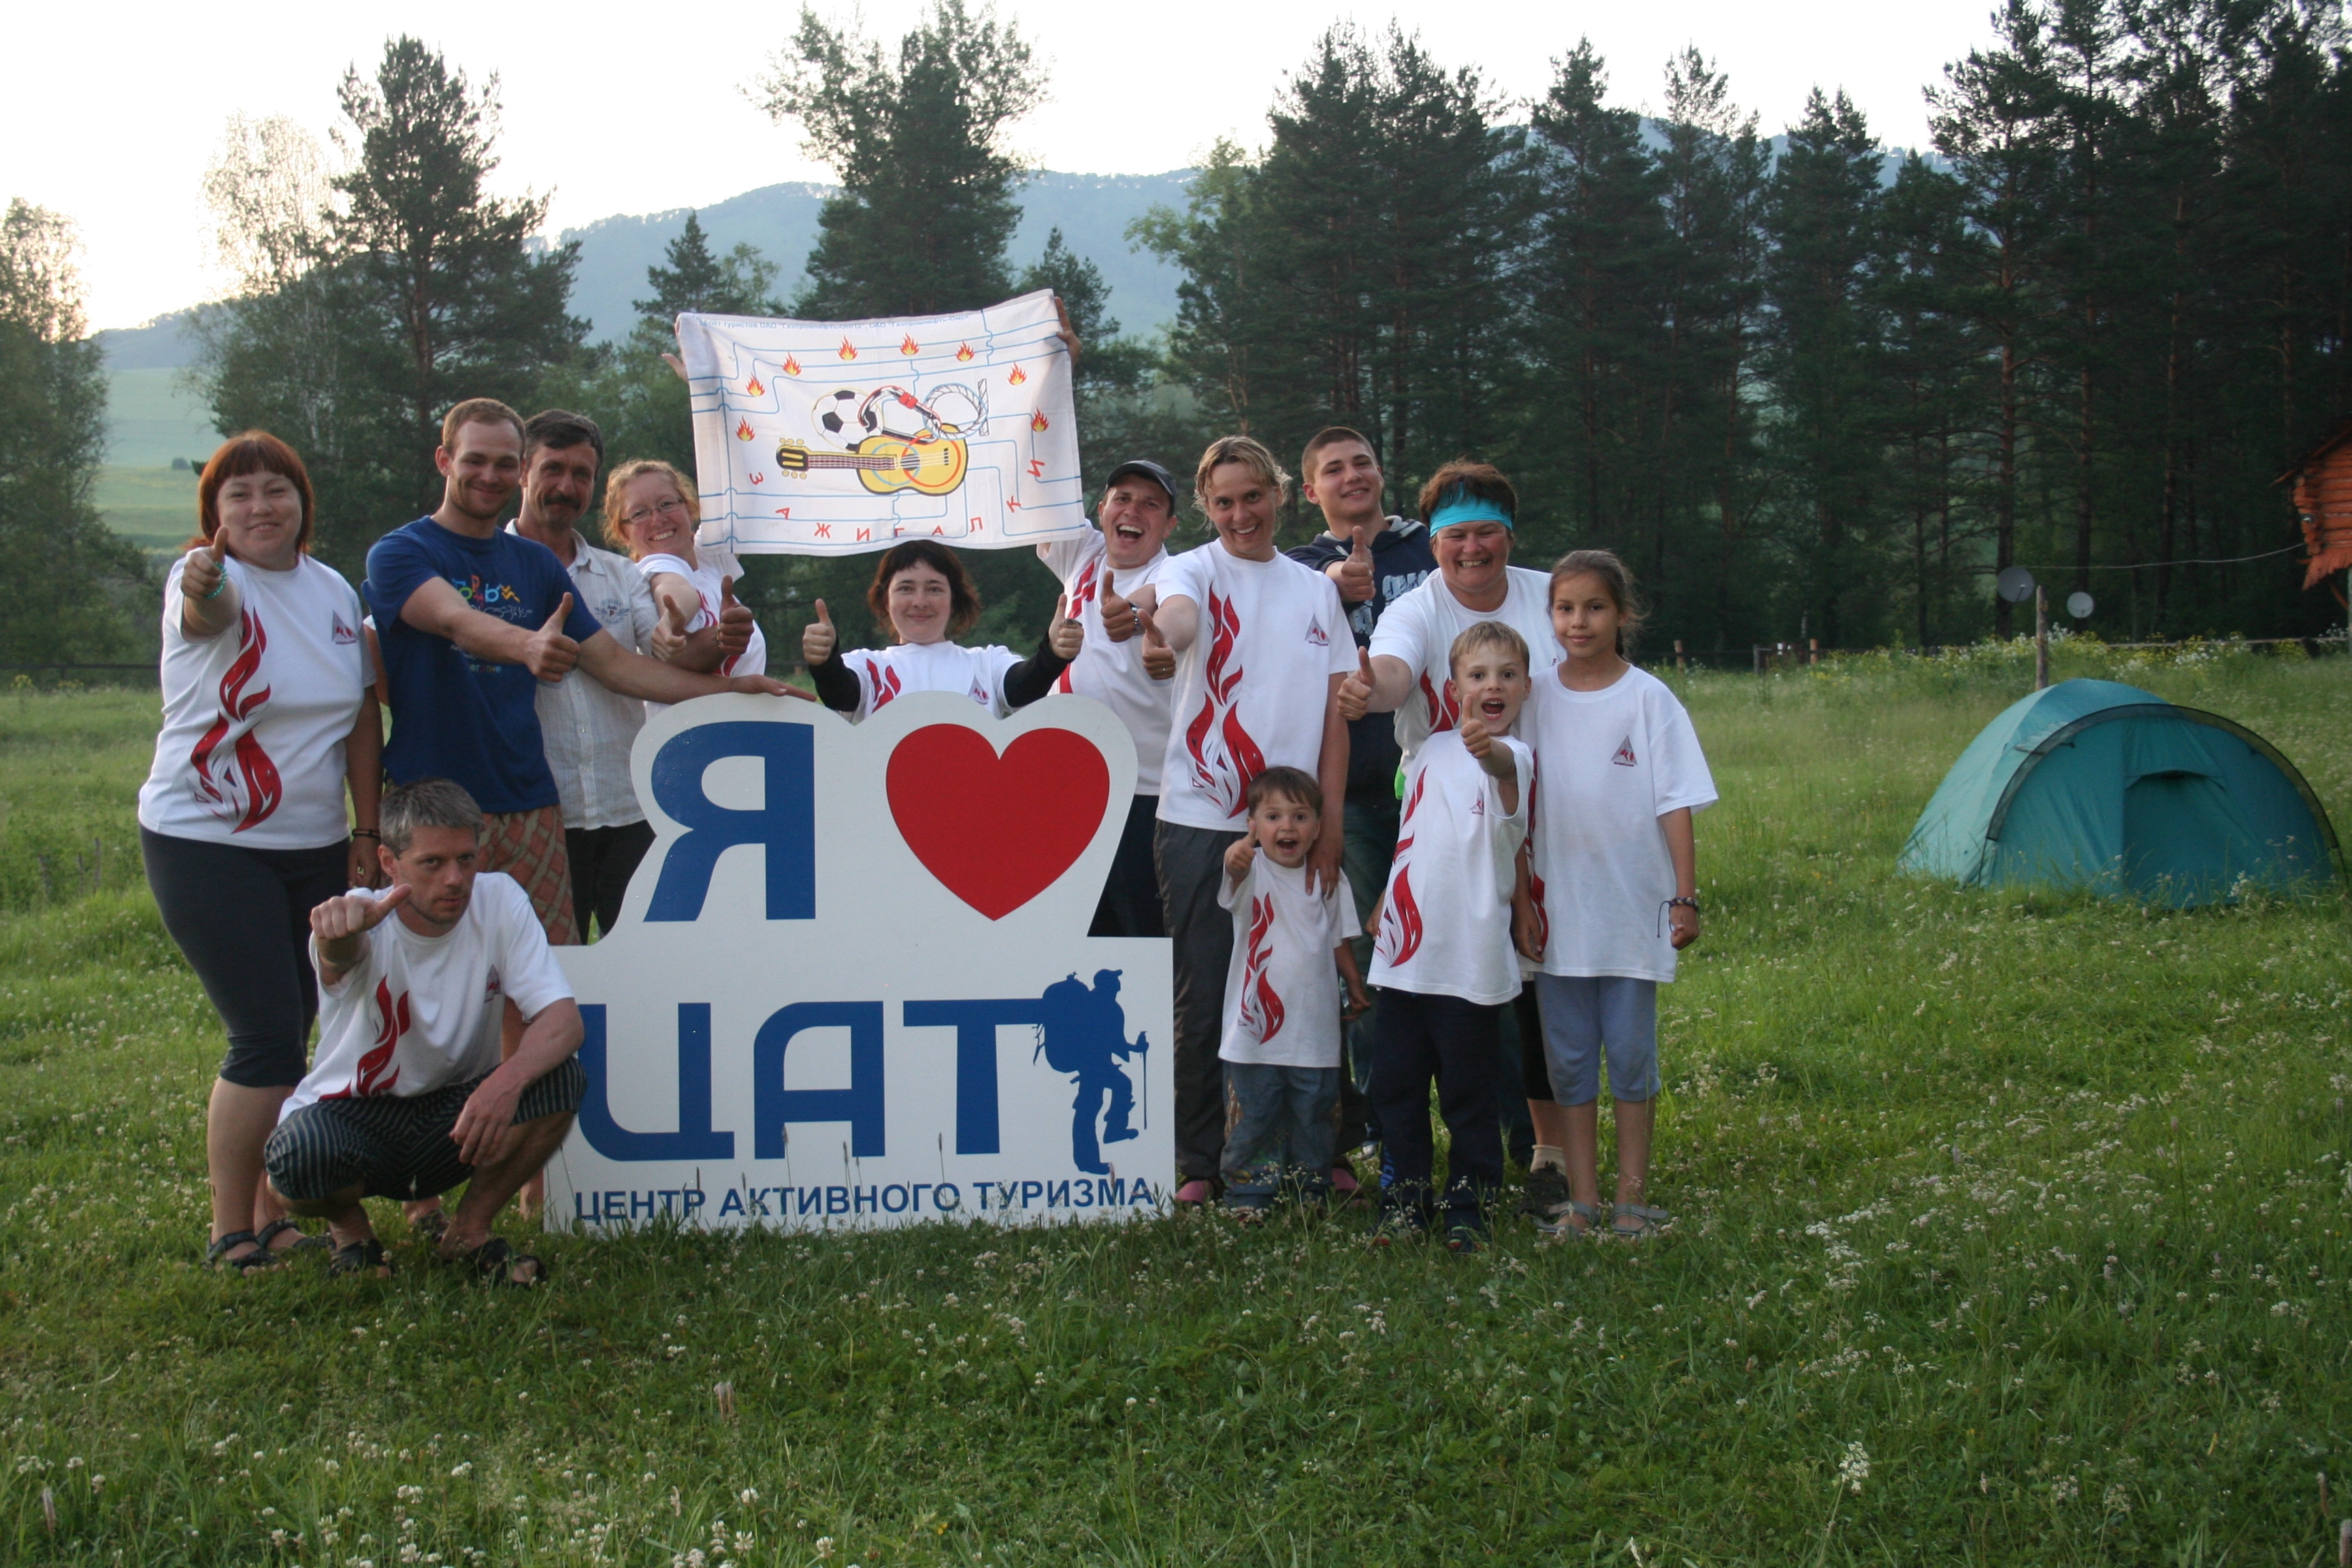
[772, 382, 982, 497]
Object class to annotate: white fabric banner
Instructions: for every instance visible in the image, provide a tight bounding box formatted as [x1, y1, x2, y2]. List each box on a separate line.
[677, 289, 1086, 555]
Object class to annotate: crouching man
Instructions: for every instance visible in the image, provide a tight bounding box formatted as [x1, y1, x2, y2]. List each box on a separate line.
[265, 777, 584, 1285]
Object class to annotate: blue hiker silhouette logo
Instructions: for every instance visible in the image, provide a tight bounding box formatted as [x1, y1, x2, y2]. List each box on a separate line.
[1033, 969, 1147, 1174]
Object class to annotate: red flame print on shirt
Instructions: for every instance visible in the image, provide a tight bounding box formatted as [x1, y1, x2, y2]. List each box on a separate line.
[1235, 892, 1286, 1043]
[870, 663, 904, 712]
[1056, 558, 1101, 694]
[1420, 670, 1460, 735]
[189, 608, 284, 832]
[327, 979, 408, 1098]
[1377, 770, 1428, 966]
[1183, 592, 1264, 817]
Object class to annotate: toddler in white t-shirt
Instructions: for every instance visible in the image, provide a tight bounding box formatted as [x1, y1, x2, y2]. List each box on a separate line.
[1215, 768, 1367, 1214]
[1365, 622, 1533, 1252]
[1516, 550, 1716, 1243]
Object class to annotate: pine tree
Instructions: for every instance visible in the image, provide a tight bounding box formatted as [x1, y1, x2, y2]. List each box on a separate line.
[632, 212, 783, 325]
[1524, 42, 1669, 548]
[1761, 88, 1890, 648]
[757, 0, 1044, 319]
[0, 201, 148, 662]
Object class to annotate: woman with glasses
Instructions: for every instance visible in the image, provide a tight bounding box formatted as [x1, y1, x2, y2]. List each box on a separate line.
[602, 459, 766, 706]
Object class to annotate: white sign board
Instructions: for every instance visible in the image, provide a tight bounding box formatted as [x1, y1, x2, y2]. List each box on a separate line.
[676, 289, 1087, 555]
[544, 691, 1173, 1231]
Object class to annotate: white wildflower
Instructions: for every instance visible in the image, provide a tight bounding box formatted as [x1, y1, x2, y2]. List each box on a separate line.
[1837, 1441, 1871, 1494]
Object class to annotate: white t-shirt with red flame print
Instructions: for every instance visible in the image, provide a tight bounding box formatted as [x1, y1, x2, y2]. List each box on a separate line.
[139, 552, 373, 850]
[1037, 526, 1174, 794]
[635, 550, 768, 716]
[285, 874, 574, 1115]
[1152, 546, 1356, 830]
[835, 640, 1022, 721]
[1215, 855, 1358, 1068]
[1368, 566, 1560, 770]
[1368, 731, 1531, 1006]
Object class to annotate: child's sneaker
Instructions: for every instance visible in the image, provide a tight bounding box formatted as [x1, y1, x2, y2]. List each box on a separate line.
[1520, 1164, 1572, 1222]
[1369, 1207, 1422, 1248]
[1173, 1179, 1215, 1208]
[1444, 1224, 1484, 1255]
[1330, 1158, 1362, 1198]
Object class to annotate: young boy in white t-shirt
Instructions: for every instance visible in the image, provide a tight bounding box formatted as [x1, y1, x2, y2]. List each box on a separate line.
[1365, 622, 1533, 1252]
[1216, 767, 1367, 1214]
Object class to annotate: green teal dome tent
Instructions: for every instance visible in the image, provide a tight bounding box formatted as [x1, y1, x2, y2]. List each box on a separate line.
[1898, 678, 2340, 906]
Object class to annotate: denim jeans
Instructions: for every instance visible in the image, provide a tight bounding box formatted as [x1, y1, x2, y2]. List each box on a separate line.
[1221, 1062, 1341, 1207]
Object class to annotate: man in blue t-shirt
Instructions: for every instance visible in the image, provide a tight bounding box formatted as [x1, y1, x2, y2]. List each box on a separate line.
[366, 396, 802, 946]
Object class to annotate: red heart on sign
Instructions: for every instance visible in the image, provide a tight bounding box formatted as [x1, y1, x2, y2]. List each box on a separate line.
[886, 724, 1111, 919]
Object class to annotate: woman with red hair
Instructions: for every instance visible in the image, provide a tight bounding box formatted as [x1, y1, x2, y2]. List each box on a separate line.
[137, 431, 384, 1273]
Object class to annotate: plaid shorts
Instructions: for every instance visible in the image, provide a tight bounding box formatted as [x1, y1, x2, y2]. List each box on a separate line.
[264, 1057, 587, 1203]
[482, 806, 579, 945]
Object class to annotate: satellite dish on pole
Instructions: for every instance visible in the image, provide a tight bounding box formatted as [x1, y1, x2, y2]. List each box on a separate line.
[1997, 566, 2037, 604]
[2066, 591, 2094, 619]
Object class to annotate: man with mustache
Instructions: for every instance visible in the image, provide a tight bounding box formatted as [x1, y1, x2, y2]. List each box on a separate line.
[506, 410, 752, 943]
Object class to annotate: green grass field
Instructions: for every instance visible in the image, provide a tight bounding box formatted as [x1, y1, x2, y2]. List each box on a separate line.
[3, 644, 2349, 1565]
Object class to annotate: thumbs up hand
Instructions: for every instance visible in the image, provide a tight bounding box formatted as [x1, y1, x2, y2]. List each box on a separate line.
[524, 594, 580, 682]
[1048, 594, 1083, 662]
[1337, 648, 1374, 722]
[651, 593, 690, 663]
[311, 883, 413, 945]
[715, 575, 754, 659]
[802, 598, 837, 666]
[1332, 524, 1375, 605]
[1098, 574, 1137, 642]
[1139, 610, 1175, 681]
[1458, 710, 1494, 761]
[182, 538, 229, 604]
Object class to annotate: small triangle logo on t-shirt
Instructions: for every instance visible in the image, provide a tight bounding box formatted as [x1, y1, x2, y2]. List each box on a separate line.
[1305, 621, 1329, 647]
[331, 615, 359, 646]
[1611, 735, 1638, 768]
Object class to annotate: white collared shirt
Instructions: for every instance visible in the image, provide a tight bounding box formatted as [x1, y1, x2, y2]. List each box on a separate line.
[506, 524, 656, 831]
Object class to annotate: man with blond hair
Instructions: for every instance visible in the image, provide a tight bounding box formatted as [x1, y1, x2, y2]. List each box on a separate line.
[1128, 436, 1354, 1203]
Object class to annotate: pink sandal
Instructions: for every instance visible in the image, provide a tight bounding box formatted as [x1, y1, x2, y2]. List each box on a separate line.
[1174, 1179, 1215, 1207]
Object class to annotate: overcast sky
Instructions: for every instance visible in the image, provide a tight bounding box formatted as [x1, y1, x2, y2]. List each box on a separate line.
[7, 0, 1995, 332]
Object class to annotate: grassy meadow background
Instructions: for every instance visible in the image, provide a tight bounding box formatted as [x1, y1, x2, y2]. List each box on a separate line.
[1, 642, 2349, 1565]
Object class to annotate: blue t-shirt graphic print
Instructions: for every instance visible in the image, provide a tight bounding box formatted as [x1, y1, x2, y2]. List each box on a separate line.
[365, 516, 602, 814]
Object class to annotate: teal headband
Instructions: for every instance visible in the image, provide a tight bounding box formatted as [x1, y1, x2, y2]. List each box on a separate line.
[1428, 488, 1513, 532]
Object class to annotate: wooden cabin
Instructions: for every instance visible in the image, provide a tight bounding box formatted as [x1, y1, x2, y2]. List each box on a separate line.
[2283, 415, 2352, 604]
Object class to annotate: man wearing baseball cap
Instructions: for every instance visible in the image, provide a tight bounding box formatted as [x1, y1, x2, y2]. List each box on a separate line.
[1034, 459, 1186, 935]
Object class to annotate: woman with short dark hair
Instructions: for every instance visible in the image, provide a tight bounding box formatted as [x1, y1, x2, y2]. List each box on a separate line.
[137, 431, 384, 1272]
[800, 539, 1082, 719]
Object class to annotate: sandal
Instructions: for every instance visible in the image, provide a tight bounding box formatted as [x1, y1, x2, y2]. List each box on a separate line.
[1611, 1203, 1671, 1241]
[446, 1236, 547, 1288]
[1173, 1179, 1215, 1208]
[255, 1218, 329, 1256]
[408, 1205, 450, 1245]
[327, 1238, 396, 1279]
[206, 1230, 277, 1274]
[1535, 1200, 1605, 1245]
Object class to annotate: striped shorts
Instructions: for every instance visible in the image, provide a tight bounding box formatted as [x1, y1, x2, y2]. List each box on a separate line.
[482, 806, 580, 946]
[264, 1057, 587, 1203]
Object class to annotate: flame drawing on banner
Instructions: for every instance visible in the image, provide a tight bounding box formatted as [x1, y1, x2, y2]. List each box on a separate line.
[735, 419, 755, 440]
[956, 342, 975, 362]
[190, 608, 284, 833]
[838, 338, 858, 361]
[746, 374, 765, 396]
[1031, 410, 1049, 431]
[900, 333, 920, 355]
[1183, 591, 1263, 818]
[782, 354, 802, 376]
[1007, 364, 1028, 386]
[1235, 894, 1286, 1043]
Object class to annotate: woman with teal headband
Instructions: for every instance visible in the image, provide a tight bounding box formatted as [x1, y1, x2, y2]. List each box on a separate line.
[1341, 458, 1571, 1226]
